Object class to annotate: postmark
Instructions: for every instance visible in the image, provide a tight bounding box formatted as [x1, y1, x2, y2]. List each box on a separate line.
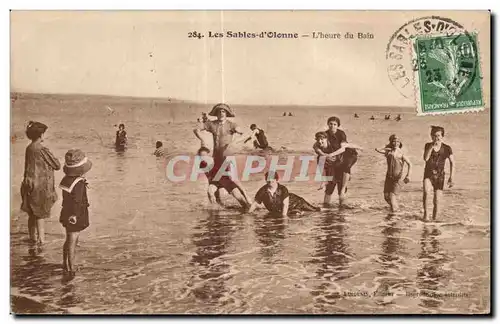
[386, 16, 466, 98]
[412, 32, 484, 115]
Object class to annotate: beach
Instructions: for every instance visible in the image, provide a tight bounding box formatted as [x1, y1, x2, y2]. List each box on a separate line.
[10, 93, 490, 314]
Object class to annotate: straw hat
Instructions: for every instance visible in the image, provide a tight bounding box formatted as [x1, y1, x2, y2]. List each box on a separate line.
[63, 149, 93, 176]
[208, 103, 235, 117]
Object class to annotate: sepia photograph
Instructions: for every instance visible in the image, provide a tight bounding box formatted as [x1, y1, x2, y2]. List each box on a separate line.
[9, 10, 491, 315]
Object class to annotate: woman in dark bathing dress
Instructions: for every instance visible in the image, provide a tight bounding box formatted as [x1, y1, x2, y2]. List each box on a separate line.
[248, 172, 320, 216]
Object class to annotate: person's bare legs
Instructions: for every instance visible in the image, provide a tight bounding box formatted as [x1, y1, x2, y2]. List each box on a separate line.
[65, 231, 80, 276]
[28, 214, 36, 243]
[389, 193, 399, 212]
[433, 190, 443, 221]
[323, 194, 332, 206]
[63, 238, 69, 273]
[339, 172, 350, 204]
[230, 189, 249, 210]
[384, 192, 391, 206]
[36, 219, 45, 245]
[207, 184, 219, 205]
[423, 179, 433, 221]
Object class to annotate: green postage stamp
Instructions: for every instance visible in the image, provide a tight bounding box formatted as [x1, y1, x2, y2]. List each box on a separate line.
[412, 32, 484, 115]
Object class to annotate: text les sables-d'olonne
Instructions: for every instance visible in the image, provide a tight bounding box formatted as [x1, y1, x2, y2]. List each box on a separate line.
[187, 31, 375, 39]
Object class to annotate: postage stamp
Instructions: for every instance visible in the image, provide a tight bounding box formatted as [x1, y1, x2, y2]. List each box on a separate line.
[412, 32, 484, 115]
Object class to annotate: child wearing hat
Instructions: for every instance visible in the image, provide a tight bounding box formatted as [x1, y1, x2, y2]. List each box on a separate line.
[59, 149, 92, 278]
[375, 134, 412, 212]
[21, 121, 61, 247]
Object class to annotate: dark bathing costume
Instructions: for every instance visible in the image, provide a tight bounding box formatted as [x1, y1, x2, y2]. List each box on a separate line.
[323, 129, 358, 195]
[423, 142, 453, 190]
[253, 129, 269, 149]
[254, 184, 320, 214]
[200, 160, 238, 193]
[326, 128, 358, 175]
[59, 176, 90, 233]
[115, 130, 127, 149]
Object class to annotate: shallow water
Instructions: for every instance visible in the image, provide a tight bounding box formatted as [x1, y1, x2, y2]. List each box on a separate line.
[10, 96, 490, 314]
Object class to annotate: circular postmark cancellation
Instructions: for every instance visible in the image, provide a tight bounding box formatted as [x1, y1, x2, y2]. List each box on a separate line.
[386, 16, 470, 98]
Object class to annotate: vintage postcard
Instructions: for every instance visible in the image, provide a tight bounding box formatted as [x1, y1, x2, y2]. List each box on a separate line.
[10, 11, 491, 315]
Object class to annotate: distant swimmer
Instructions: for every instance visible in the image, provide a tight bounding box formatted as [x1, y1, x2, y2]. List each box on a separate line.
[385, 114, 391, 120]
[395, 114, 402, 121]
[283, 112, 287, 116]
[115, 123, 128, 151]
[288, 112, 293, 116]
[153, 141, 165, 157]
[354, 113, 359, 118]
[370, 116, 375, 120]
[244, 124, 270, 150]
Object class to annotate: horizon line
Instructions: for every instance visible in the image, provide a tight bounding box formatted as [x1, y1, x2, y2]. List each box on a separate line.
[10, 90, 415, 109]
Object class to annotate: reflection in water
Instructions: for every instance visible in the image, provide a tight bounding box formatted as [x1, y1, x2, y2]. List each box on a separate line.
[311, 212, 352, 308]
[253, 214, 286, 262]
[374, 214, 407, 298]
[417, 225, 450, 309]
[11, 252, 60, 298]
[188, 210, 236, 304]
[57, 282, 81, 309]
[114, 151, 127, 175]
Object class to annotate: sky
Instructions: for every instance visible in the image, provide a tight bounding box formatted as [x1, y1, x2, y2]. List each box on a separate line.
[10, 11, 490, 106]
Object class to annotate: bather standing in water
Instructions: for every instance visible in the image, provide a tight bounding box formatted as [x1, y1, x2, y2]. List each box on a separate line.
[323, 117, 362, 206]
[115, 123, 128, 151]
[375, 134, 412, 212]
[21, 121, 61, 247]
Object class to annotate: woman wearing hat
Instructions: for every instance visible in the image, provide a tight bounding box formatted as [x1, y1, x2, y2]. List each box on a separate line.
[21, 121, 61, 247]
[59, 149, 92, 278]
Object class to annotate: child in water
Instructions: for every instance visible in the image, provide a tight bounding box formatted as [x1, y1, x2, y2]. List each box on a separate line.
[375, 134, 412, 212]
[312, 131, 336, 191]
[153, 141, 165, 157]
[59, 149, 92, 279]
[422, 126, 455, 221]
[197, 147, 251, 209]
